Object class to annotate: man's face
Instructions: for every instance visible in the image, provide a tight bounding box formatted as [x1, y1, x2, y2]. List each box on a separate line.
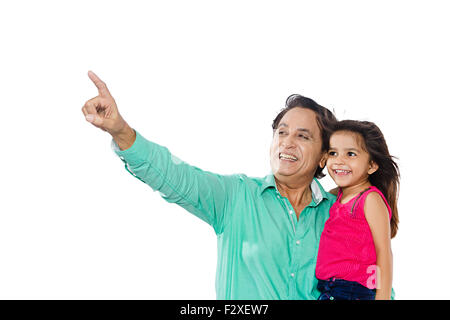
[270, 107, 324, 183]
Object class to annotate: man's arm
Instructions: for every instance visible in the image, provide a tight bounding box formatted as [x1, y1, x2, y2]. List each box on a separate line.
[112, 123, 136, 151]
[110, 129, 238, 234]
[83, 71, 237, 234]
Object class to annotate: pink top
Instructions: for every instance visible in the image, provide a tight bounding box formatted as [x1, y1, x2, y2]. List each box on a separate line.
[315, 186, 392, 289]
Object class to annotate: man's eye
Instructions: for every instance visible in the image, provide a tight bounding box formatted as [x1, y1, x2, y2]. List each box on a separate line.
[279, 131, 286, 135]
[298, 134, 309, 140]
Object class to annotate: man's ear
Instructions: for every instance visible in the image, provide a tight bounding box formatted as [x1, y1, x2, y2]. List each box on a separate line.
[319, 152, 327, 169]
[368, 161, 379, 175]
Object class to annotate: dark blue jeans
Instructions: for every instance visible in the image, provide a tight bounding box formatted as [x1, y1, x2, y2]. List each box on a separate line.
[317, 278, 376, 300]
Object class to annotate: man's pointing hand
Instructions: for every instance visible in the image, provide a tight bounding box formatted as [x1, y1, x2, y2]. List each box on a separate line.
[82, 71, 136, 150]
[82, 71, 127, 135]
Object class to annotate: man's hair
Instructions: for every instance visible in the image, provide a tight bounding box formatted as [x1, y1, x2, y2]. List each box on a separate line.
[272, 94, 337, 179]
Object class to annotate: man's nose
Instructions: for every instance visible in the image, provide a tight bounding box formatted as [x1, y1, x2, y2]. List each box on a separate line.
[281, 134, 296, 148]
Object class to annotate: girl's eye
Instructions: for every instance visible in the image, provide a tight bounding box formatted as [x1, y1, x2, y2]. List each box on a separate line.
[328, 151, 337, 156]
[348, 152, 357, 157]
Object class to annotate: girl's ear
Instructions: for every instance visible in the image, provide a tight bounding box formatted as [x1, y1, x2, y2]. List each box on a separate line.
[368, 161, 379, 175]
[319, 152, 327, 169]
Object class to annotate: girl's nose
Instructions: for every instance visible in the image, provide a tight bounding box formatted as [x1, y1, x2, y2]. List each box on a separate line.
[332, 155, 345, 165]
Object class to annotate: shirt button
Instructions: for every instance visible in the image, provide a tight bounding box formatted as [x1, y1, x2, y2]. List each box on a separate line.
[290, 273, 295, 278]
[289, 210, 293, 214]
[296, 240, 300, 245]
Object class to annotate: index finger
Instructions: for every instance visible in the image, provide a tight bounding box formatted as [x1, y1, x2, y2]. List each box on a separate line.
[88, 70, 111, 97]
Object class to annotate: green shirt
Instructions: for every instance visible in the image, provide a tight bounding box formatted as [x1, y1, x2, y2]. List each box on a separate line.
[112, 129, 336, 299]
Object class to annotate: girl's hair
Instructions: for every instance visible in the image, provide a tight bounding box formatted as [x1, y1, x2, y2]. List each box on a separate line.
[332, 120, 400, 238]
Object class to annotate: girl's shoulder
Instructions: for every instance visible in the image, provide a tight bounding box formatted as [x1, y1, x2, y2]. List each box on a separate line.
[361, 186, 392, 220]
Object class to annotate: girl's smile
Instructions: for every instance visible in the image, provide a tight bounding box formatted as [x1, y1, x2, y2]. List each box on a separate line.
[332, 168, 352, 176]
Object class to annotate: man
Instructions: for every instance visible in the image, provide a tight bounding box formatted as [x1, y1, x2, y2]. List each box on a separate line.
[82, 70, 337, 299]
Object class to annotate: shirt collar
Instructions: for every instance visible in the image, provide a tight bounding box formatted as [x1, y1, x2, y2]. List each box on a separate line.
[260, 173, 330, 205]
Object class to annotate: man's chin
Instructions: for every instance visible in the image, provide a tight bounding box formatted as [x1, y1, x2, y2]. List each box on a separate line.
[273, 167, 317, 185]
[271, 163, 299, 176]
[273, 170, 302, 180]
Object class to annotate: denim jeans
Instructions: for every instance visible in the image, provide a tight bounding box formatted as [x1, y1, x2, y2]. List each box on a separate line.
[317, 278, 376, 300]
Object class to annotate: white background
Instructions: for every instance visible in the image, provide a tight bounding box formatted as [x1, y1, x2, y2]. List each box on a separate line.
[1, 0, 449, 299]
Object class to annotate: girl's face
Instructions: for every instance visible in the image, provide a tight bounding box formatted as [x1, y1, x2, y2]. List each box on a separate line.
[326, 131, 378, 188]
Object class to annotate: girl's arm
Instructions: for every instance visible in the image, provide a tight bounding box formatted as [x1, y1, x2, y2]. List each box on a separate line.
[364, 192, 393, 300]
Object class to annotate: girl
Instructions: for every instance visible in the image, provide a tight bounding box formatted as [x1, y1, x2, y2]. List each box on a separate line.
[315, 120, 400, 300]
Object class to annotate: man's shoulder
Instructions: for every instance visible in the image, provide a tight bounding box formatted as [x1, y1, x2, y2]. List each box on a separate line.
[232, 174, 270, 186]
[322, 190, 337, 208]
[226, 174, 275, 194]
[324, 190, 337, 202]
[212, 173, 263, 188]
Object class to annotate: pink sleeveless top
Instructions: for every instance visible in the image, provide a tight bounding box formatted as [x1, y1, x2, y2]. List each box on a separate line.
[315, 186, 392, 289]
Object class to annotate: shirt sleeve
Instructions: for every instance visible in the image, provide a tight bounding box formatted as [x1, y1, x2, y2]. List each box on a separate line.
[111, 129, 237, 235]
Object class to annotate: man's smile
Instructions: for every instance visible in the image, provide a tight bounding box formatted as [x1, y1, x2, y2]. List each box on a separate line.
[279, 152, 298, 162]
